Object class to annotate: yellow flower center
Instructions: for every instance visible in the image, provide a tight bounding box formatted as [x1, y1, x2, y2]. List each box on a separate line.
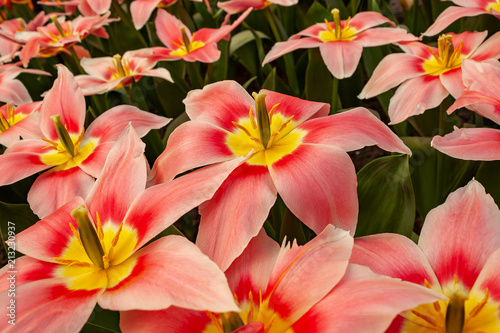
[48, 15, 73, 44]
[486, 1, 500, 13]
[422, 35, 464, 76]
[401, 276, 500, 332]
[225, 93, 305, 166]
[107, 54, 135, 89]
[318, 9, 357, 42]
[170, 27, 206, 57]
[54, 205, 138, 291]
[40, 115, 96, 171]
[0, 103, 26, 133]
[203, 291, 294, 333]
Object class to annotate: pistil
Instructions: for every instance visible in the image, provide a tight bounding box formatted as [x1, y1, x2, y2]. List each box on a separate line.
[112, 54, 127, 78]
[180, 27, 192, 53]
[445, 293, 467, 333]
[50, 15, 67, 37]
[50, 115, 76, 157]
[252, 92, 271, 148]
[71, 205, 106, 269]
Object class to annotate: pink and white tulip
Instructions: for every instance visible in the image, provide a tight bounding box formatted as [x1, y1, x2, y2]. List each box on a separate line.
[150, 80, 411, 271]
[121, 225, 443, 333]
[262, 9, 418, 79]
[358, 31, 500, 124]
[424, 0, 500, 36]
[0, 65, 170, 219]
[0, 125, 244, 332]
[75, 49, 173, 95]
[351, 179, 500, 332]
[432, 59, 500, 161]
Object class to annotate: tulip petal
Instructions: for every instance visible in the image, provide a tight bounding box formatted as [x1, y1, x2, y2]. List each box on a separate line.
[388, 75, 449, 124]
[155, 9, 190, 50]
[423, 6, 486, 36]
[471, 248, 500, 301]
[319, 41, 363, 79]
[268, 144, 358, 235]
[348, 11, 395, 31]
[77, 141, 116, 178]
[431, 127, 500, 161]
[419, 179, 500, 289]
[355, 27, 418, 47]
[197, 164, 277, 271]
[87, 0, 111, 15]
[262, 38, 322, 66]
[292, 264, 444, 333]
[0, 140, 50, 186]
[131, 0, 162, 30]
[266, 225, 353, 323]
[472, 31, 500, 61]
[439, 67, 465, 98]
[299, 107, 411, 154]
[0, 78, 32, 105]
[28, 167, 95, 219]
[99, 236, 238, 312]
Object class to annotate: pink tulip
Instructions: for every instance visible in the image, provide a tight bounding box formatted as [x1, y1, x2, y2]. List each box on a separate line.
[143, 8, 251, 63]
[0, 101, 43, 147]
[262, 9, 418, 79]
[0, 125, 245, 332]
[0, 63, 50, 105]
[150, 80, 411, 271]
[358, 31, 500, 124]
[424, 0, 500, 36]
[130, 0, 202, 30]
[351, 180, 500, 332]
[432, 59, 500, 161]
[218, 0, 295, 14]
[0, 65, 170, 218]
[75, 48, 173, 95]
[37, 0, 124, 16]
[121, 225, 443, 332]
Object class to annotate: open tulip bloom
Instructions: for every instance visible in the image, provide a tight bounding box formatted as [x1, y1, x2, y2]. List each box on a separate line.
[432, 59, 500, 161]
[262, 9, 418, 79]
[359, 31, 500, 124]
[0, 65, 170, 219]
[75, 48, 173, 95]
[351, 180, 500, 332]
[150, 80, 411, 271]
[121, 225, 443, 333]
[0, 125, 249, 332]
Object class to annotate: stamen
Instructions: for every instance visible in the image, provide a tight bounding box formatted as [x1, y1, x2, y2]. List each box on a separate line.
[411, 310, 438, 327]
[426, 46, 443, 65]
[453, 274, 459, 286]
[324, 18, 334, 34]
[113, 54, 127, 78]
[248, 107, 257, 129]
[433, 301, 441, 312]
[54, 257, 91, 267]
[71, 205, 105, 269]
[232, 121, 253, 138]
[247, 291, 254, 323]
[68, 222, 83, 247]
[205, 311, 224, 333]
[180, 27, 191, 53]
[424, 279, 432, 289]
[107, 221, 124, 260]
[470, 289, 489, 318]
[50, 114, 76, 157]
[95, 212, 106, 254]
[268, 103, 280, 127]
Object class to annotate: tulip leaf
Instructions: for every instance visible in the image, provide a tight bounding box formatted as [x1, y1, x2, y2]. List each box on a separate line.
[0, 202, 39, 255]
[82, 305, 120, 333]
[355, 154, 415, 237]
[476, 161, 500, 206]
[305, 49, 332, 104]
[229, 30, 270, 56]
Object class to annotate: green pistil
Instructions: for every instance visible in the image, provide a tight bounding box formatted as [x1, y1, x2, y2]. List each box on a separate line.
[71, 205, 105, 269]
[51, 115, 76, 157]
[50, 15, 66, 37]
[252, 92, 271, 149]
[445, 293, 467, 333]
[221, 312, 245, 333]
[180, 27, 191, 53]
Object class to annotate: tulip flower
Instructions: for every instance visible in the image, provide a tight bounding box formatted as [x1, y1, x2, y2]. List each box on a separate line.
[424, 0, 500, 36]
[0, 125, 246, 332]
[218, 0, 295, 14]
[262, 9, 418, 79]
[358, 31, 500, 124]
[431, 60, 500, 160]
[150, 80, 411, 271]
[121, 225, 443, 333]
[0, 63, 50, 105]
[144, 8, 251, 63]
[351, 179, 500, 332]
[130, 0, 202, 30]
[0, 101, 43, 147]
[0, 65, 170, 219]
[37, 0, 123, 16]
[75, 49, 173, 95]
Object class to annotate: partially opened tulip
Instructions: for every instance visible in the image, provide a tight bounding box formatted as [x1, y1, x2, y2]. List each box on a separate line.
[424, 0, 500, 36]
[75, 48, 173, 95]
[358, 31, 500, 124]
[0, 65, 170, 219]
[144, 8, 251, 63]
[0, 63, 50, 105]
[121, 225, 443, 333]
[262, 9, 418, 79]
[150, 80, 411, 271]
[432, 59, 500, 161]
[0, 101, 43, 147]
[351, 179, 500, 332]
[0, 125, 246, 332]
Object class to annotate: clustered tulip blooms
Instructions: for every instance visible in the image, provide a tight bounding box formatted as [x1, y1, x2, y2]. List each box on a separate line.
[0, 0, 499, 332]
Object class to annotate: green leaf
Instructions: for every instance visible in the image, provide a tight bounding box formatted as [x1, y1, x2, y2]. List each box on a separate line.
[279, 209, 306, 245]
[0, 202, 39, 254]
[476, 161, 500, 206]
[229, 30, 270, 56]
[305, 49, 332, 104]
[355, 155, 415, 237]
[82, 305, 120, 333]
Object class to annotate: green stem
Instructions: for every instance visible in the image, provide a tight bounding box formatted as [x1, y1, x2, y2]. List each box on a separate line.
[331, 76, 341, 113]
[435, 103, 446, 204]
[186, 62, 204, 88]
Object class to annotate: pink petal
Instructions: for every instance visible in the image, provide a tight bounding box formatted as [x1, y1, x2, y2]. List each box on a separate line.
[351, 233, 440, 286]
[348, 11, 395, 31]
[99, 236, 238, 312]
[299, 107, 411, 154]
[184, 80, 254, 131]
[449, 31, 488, 57]
[388, 75, 449, 124]
[40, 65, 86, 140]
[431, 127, 500, 161]
[28, 167, 95, 219]
[181, 42, 221, 63]
[358, 53, 424, 99]
[126, 155, 248, 250]
[262, 38, 322, 66]
[218, 0, 264, 14]
[292, 264, 444, 333]
[471, 248, 500, 301]
[141, 67, 173, 82]
[266, 225, 353, 323]
[440, 67, 465, 98]
[0, 256, 58, 290]
[86, 125, 147, 226]
[0, 78, 32, 105]
[74, 76, 117, 95]
[120, 307, 211, 332]
[0, 140, 49, 186]
[423, 6, 487, 36]
[155, 9, 190, 50]
[131, 0, 162, 30]
[15, 197, 87, 261]
[78, 56, 115, 80]
[150, 121, 235, 184]
[84, 105, 170, 143]
[472, 31, 500, 61]
[86, 0, 111, 14]
[197, 164, 277, 271]
[268, 144, 358, 235]
[200, 8, 252, 45]
[355, 27, 418, 47]
[226, 229, 280, 299]
[319, 41, 363, 79]
[77, 141, 115, 178]
[419, 179, 500, 289]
